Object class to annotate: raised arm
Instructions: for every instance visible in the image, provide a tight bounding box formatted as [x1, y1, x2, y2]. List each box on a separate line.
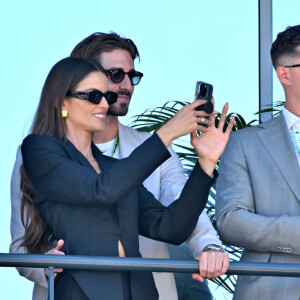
[138, 163, 216, 245]
[21, 99, 220, 208]
[158, 146, 222, 254]
[140, 101, 234, 245]
[21, 133, 171, 207]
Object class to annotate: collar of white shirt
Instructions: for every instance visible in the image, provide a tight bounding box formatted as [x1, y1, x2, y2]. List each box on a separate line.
[282, 106, 300, 130]
[96, 138, 116, 156]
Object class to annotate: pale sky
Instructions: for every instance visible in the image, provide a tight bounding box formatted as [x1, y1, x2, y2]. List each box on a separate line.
[1, 1, 299, 299]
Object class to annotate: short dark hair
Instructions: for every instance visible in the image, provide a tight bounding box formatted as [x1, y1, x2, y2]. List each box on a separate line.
[271, 25, 300, 69]
[70, 32, 140, 62]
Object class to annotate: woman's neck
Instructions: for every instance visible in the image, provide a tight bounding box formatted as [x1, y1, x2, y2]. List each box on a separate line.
[67, 129, 101, 173]
[66, 127, 93, 158]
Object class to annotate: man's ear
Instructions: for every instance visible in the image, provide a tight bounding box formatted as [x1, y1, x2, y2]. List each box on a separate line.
[276, 66, 291, 86]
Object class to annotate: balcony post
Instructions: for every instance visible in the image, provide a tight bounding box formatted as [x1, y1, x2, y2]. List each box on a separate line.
[48, 267, 54, 300]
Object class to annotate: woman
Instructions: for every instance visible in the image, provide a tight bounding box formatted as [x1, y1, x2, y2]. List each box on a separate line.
[20, 56, 234, 300]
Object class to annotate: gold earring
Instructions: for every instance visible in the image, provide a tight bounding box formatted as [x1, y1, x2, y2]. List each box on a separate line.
[62, 110, 68, 118]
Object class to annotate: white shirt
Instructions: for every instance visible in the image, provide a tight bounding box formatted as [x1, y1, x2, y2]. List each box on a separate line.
[97, 138, 120, 158]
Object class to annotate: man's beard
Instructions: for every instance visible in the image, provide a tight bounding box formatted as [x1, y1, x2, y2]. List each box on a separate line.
[107, 102, 129, 116]
[107, 90, 132, 116]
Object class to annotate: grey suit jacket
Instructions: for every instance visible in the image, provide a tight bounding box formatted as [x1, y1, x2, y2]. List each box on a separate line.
[216, 113, 300, 300]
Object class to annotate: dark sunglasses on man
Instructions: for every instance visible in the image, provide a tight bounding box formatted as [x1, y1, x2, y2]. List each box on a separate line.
[106, 68, 143, 86]
[66, 90, 118, 105]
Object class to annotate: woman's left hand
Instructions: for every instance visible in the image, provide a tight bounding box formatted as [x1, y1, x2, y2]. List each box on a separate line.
[44, 239, 65, 279]
[191, 100, 235, 176]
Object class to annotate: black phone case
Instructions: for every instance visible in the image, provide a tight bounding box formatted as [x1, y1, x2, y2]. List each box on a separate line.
[194, 81, 213, 113]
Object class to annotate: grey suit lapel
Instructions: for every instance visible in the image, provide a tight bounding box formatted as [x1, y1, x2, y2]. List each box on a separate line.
[257, 113, 300, 201]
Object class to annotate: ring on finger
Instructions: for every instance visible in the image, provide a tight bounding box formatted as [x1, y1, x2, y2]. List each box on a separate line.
[200, 117, 205, 123]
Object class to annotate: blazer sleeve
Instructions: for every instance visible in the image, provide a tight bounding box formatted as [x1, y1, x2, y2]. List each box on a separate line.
[159, 146, 222, 255]
[9, 146, 48, 288]
[21, 134, 171, 207]
[138, 163, 216, 245]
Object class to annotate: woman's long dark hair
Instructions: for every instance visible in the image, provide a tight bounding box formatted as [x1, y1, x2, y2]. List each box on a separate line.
[20, 57, 106, 253]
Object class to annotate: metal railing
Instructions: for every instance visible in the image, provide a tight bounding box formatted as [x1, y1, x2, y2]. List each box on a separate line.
[2, 253, 300, 300]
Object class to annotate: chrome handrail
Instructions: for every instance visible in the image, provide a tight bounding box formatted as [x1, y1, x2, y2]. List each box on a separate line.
[2, 253, 300, 299]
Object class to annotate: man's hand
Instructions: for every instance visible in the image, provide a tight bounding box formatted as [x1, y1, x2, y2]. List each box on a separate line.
[192, 250, 229, 282]
[44, 239, 65, 279]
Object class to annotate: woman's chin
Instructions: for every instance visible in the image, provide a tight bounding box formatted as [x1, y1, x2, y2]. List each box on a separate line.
[91, 123, 106, 133]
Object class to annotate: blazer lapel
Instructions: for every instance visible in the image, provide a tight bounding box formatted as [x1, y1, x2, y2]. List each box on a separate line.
[66, 140, 111, 173]
[92, 143, 113, 172]
[65, 140, 95, 171]
[257, 113, 300, 201]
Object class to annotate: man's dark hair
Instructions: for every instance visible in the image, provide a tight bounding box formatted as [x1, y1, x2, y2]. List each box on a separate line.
[271, 25, 300, 69]
[70, 32, 140, 62]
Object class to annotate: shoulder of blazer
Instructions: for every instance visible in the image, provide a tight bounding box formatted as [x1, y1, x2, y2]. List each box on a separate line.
[21, 134, 81, 162]
[22, 134, 119, 170]
[231, 114, 283, 139]
[22, 134, 66, 151]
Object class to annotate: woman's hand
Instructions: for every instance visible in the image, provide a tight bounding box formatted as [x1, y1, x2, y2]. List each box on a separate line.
[157, 100, 217, 148]
[44, 239, 65, 279]
[191, 101, 235, 176]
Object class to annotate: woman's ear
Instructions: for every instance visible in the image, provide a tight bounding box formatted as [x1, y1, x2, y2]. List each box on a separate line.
[276, 66, 291, 86]
[61, 101, 68, 118]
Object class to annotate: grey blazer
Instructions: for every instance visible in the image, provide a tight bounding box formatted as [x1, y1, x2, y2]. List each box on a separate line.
[216, 113, 300, 300]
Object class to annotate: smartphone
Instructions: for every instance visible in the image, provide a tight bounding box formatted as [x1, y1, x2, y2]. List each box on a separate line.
[194, 81, 214, 113]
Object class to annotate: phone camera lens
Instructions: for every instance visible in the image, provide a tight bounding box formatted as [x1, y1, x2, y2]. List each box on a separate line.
[200, 84, 208, 97]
